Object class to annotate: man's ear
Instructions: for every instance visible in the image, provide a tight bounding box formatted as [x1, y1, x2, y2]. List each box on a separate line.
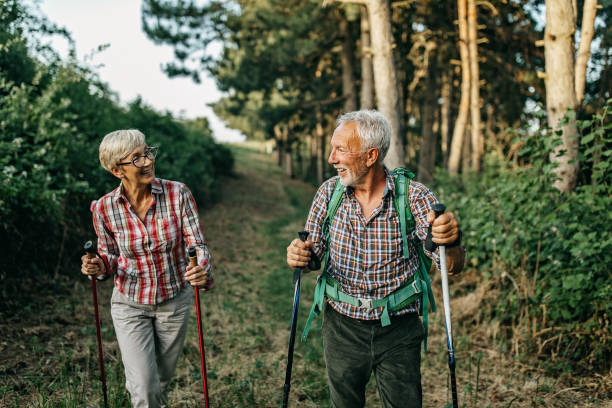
[365, 147, 379, 167]
[110, 166, 124, 179]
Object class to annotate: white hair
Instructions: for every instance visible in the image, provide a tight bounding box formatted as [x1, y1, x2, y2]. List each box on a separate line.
[336, 110, 391, 162]
[99, 129, 146, 172]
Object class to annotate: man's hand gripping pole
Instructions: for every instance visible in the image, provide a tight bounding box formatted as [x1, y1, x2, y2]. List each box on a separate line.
[283, 230, 309, 407]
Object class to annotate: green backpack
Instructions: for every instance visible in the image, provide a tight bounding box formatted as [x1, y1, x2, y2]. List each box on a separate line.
[301, 168, 437, 351]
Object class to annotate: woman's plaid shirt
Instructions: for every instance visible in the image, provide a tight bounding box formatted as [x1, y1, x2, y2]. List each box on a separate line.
[305, 168, 440, 321]
[92, 178, 211, 305]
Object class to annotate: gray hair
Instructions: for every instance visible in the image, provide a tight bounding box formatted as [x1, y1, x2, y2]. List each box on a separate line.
[336, 110, 391, 162]
[99, 129, 146, 172]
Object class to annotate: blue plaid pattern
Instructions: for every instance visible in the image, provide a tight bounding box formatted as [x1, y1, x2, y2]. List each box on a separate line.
[305, 167, 440, 320]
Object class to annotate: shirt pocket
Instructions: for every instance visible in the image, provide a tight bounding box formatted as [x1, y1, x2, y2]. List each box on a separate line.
[368, 213, 403, 270]
[153, 214, 180, 252]
[115, 230, 147, 258]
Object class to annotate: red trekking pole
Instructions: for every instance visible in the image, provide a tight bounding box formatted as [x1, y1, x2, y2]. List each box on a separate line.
[83, 241, 109, 408]
[189, 246, 210, 407]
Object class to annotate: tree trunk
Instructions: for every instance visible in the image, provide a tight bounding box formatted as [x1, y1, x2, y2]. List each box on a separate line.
[417, 55, 437, 183]
[440, 68, 452, 168]
[316, 106, 326, 185]
[298, 139, 307, 177]
[545, 0, 579, 192]
[284, 149, 293, 178]
[324, 121, 332, 178]
[448, 0, 470, 175]
[575, 0, 598, 104]
[278, 124, 293, 177]
[360, 6, 374, 110]
[367, 0, 404, 169]
[461, 124, 472, 176]
[486, 104, 504, 158]
[309, 129, 317, 180]
[340, 16, 358, 112]
[274, 125, 283, 167]
[468, 0, 483, 172]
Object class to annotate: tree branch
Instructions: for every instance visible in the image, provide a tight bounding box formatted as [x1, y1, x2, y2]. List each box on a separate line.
[575, 0, 598, 104]
[475, 0, 499, 16]
[323, 0, 369, 7]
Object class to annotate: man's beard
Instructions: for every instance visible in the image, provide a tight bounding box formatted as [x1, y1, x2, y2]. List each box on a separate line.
[337, 159, 369, 187]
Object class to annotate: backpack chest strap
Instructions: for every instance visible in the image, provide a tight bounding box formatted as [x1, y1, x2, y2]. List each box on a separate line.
[301, 273, 423, 340]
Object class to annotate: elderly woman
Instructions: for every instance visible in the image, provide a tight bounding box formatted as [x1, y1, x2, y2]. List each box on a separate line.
[80, 129, 213, 408]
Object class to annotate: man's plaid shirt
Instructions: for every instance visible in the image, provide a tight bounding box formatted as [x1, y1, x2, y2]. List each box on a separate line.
[92, 178, 211, 305]
[305, 168, 440, 321]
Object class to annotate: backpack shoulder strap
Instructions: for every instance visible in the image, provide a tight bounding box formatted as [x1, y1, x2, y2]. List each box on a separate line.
[391, 168, 436, 352]
[391, 168, 413, 259]
[301, 179, 345, 341]
[323, 178, 345, 242]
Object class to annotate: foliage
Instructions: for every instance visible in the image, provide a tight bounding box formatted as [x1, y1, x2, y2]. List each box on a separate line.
[0, 2, 233, 311]
[433, 101, 612, 375]
[122, 98, 234, 205]
[143, 0, 559, 175]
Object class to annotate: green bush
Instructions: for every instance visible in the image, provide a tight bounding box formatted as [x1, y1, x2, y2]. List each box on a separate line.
[0, 2, 234, 312]
[122, 99, 234, 205]
[433, 101, 612, 375]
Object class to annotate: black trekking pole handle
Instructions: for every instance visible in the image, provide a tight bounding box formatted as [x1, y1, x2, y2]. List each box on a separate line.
[431, 204, 459, 408]
[84, 241, 103, 265]
[83, 241, 109, 408]
[283, 230, 309, 408]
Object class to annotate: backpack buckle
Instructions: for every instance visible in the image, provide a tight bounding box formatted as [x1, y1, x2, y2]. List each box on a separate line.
[358, 298, 372, 308]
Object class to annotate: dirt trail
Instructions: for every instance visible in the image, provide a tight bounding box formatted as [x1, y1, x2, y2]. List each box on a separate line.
[1, 143, 609, 407]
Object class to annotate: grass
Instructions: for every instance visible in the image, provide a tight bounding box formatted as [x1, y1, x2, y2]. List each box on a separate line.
[1, 142, 610, 407]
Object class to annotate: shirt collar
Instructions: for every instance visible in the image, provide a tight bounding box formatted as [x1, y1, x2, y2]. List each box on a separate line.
[151, 178, 163, 195]
[112, 178, 162, 203]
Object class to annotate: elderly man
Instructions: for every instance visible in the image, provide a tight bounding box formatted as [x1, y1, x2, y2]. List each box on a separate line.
[286, 110, 465, 408]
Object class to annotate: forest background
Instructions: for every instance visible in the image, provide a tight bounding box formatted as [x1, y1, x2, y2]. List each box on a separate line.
[0, 0, 610, 406]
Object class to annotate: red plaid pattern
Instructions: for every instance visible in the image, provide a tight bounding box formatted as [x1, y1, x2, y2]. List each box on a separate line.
[305, 168, 440, 320]
[92, 178, 211, 305]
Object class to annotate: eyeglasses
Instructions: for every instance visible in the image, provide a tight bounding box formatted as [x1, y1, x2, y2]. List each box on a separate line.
[116, 146, 158, 168]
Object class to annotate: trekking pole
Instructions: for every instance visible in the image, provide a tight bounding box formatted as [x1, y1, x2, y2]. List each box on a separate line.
[83, 241, 109, 408]
[189, 246, 210, 408]
[282, 230, 309, 408]
[432, 203, 459, 408]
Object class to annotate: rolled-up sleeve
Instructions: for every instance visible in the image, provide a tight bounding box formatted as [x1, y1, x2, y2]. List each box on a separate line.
[92, 201, 119, 277]
[409, 181, 441, 271]
[180, 184, 212, 272]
